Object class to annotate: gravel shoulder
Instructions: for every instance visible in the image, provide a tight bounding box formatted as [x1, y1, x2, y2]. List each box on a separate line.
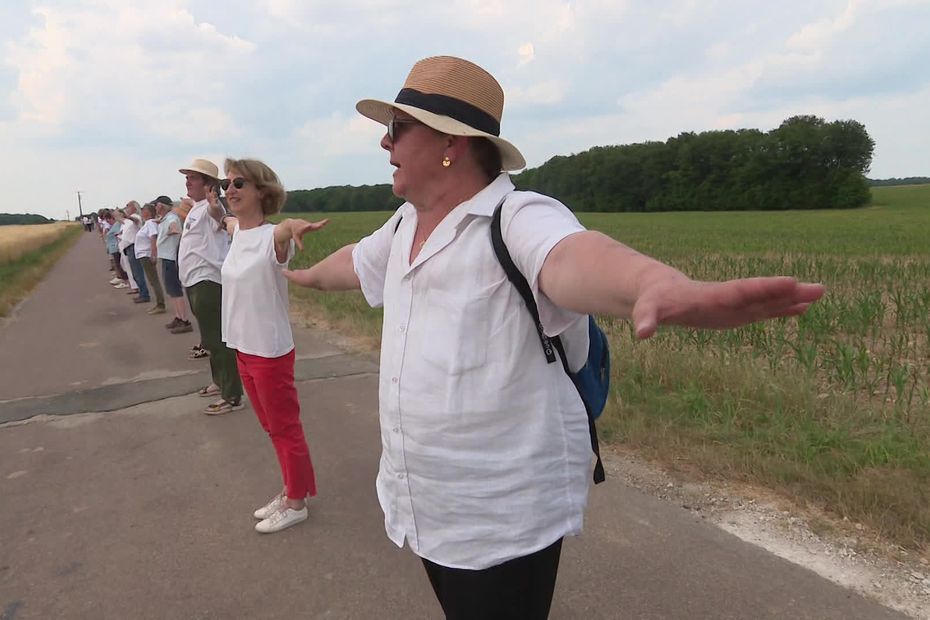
[603, 447, 930, 620]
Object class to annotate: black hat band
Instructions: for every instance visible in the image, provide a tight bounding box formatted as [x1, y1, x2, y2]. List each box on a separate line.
[394, 88, 500, 137]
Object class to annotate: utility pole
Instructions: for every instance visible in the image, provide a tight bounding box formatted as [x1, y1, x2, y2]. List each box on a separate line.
[76, 191, 84, 219]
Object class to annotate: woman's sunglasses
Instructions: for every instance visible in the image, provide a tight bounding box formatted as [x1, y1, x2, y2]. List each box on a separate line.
[219, 177, 250, 191]
[387, 118, 420, 142]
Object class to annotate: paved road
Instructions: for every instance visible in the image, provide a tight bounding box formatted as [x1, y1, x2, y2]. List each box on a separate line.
[0, 233, 908, 619]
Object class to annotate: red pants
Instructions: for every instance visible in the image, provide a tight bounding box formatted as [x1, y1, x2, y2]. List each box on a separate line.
[236, 349, 317, 499]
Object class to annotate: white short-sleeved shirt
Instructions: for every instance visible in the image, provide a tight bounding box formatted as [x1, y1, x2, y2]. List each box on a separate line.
[178, 200, 229, 287]
[352, 173, 591, 570]
[221, 223, 295, 358]
[118, 217, 139, 252]
[156, 213, 182, 261]
[133, 219, 158, 259]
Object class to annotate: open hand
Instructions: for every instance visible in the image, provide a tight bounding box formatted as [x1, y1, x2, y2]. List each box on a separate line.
[632, 276, 826, 340]
[288, 218, 329, 250]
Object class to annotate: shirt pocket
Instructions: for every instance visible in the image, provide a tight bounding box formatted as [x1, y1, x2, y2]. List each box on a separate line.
[420, 291, 489, 375]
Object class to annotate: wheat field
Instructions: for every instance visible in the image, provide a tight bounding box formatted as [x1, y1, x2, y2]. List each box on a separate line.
[0, 223, 77, 266]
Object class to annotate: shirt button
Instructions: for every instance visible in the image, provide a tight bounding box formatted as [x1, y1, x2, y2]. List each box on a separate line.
[392, 426, 400, 434]
[391, 377, 398, 384]
[399, 324, 406, 332]
[397, 472, 406, 479]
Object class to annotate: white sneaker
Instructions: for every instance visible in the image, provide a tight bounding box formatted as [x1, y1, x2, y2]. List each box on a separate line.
[109, 277, 121, 285]
[255, 506, 308, 534]
[253, 493, 285, 520]
[113, 282, 128, 289]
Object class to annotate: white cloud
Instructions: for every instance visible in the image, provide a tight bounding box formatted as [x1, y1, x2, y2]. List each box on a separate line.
[0, 1, 927, 220]
[4, 3, 254, 139]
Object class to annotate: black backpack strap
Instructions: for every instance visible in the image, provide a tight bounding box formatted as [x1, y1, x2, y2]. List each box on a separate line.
[491, 200, 605, 484]
[490, 201, 556, 364]
[552, 337, 605, 484]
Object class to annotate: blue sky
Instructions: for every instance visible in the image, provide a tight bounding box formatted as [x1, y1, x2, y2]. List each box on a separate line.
[2, 0, 928, 220]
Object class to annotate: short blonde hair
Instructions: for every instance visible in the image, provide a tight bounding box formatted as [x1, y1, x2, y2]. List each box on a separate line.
[224, 158, 286, 216]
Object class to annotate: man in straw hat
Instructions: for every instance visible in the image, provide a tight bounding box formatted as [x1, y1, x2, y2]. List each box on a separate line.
[177, 158, 243, 415]
[283, 56, 825, 617]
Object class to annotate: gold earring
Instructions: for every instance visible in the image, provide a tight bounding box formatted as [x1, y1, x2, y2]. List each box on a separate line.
[442, 156, 451, 168]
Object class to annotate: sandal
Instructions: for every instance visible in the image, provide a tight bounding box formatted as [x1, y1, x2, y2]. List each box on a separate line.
[189, 345, 209, 360]
[204, 398, 244, 416]
[198, 385, 221, 398]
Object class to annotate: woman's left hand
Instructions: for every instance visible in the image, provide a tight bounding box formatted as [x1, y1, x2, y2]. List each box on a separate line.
[632, 276, 826, 340]
[288, 218, 329, 250]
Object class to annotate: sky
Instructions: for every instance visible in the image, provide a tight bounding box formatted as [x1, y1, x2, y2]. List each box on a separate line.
[1, 0, 928, 220]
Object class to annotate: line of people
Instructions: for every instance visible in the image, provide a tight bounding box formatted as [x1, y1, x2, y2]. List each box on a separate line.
[93, 158, 320, 535]
[90, 53, 826, 616]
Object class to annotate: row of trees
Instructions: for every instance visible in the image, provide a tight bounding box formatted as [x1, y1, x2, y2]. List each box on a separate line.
[0, 213, 53, 225]
[283, 185, 402, 213]
[514, 115, 875, 211]
[281, 115, 877, 213]
[868, 177, 930, 187]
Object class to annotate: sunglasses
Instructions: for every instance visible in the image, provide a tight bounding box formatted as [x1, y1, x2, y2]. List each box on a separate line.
[219, 177, 250, 191]
[387, 118, 420, 142]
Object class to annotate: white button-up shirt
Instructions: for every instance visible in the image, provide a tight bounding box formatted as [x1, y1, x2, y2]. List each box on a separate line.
[353, 173, 593, 570]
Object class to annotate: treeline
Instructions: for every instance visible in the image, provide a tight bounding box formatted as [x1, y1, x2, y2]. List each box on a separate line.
[514, 115, 874, 211]
[282, 115, 875, 213]
[868, 177, 930, 187]
[0, 213, 54, 225]
[283, 184, 403, 213]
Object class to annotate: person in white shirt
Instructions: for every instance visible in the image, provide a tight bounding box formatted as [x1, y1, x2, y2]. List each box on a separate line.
[283, 56, 825, 617]
[213, 158, 327, 534]
[113, 209, 140, 295]
[135, 203, 165, 314]
[121, 201, 149, 303]
[154, 196, 191, 331]
[176, 158, 243, 414]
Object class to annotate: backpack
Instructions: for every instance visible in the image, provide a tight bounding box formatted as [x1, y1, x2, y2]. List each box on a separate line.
[490, 201, 608, 484]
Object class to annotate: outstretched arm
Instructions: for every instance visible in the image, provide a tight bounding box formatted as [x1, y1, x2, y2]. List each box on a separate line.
[539, 231, 825, 339]
[282, 244, 360, 291]
[273, 218, 329, 263]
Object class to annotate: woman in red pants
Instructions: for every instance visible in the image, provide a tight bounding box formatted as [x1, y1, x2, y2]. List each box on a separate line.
[210, 157, 328, 534]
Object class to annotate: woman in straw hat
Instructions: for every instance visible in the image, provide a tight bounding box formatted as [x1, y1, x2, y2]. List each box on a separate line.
[212, 158, 326, 534]
[283, 56, 824, 617]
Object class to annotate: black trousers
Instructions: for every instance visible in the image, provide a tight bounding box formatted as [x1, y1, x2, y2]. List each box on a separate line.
[421, 538, 563, 620]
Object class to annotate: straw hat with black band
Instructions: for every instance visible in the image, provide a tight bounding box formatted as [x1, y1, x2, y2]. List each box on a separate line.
[356, 56, 526, 172]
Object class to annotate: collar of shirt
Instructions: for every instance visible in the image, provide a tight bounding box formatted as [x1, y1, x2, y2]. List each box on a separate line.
[397, 173, 515, 270]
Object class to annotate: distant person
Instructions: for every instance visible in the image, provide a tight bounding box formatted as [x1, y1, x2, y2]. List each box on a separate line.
[283, 55, 826, 618]
[154, 196, 192, 332]
[122, 201, 149, 304]
[176, 158, 243, 414]
[114, 209, 141, 297]
[135, 203, 166, 315]
[215, 158, 326, 532]
[102, 210, 128, 287]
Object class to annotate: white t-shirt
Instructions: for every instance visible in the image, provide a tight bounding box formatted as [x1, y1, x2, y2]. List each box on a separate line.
[221, 223, 294, 358]
[134, 219, 158, 259]
[117, 217, 139, 252]
[352, 173, 591, 570]
[178, 200, 229, 287]
[156, 213, 182, 261]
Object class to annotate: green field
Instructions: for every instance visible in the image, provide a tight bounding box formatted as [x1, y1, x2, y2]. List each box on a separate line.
[283, 184, 930, 551]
